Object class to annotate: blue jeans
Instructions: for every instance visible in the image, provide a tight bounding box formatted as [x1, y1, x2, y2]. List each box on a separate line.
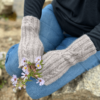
[5, 4, 100, 99]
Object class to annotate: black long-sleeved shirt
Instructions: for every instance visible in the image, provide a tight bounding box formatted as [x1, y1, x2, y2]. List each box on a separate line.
[51, 0, 100, 37]
[24, 0, 100, 50]
[24, 0, 45, 19]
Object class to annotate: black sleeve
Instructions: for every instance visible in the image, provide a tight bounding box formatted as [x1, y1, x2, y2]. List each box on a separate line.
[24, 0, 45, 19]
[87, 23, 100, 51]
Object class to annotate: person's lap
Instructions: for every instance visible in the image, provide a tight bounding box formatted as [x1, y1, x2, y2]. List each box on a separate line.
[5, 3, 100, 99]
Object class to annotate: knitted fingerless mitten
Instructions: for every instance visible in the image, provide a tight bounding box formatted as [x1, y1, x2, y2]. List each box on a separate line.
[39, 34, 97, 85]
[18, 16, 44, 68]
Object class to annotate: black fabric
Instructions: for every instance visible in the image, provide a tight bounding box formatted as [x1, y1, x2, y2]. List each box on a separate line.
[51, 0, 100, 37]
[24, 0, 45, 19]
[87, 23, 100, 51]
[24, 0, 100, 51]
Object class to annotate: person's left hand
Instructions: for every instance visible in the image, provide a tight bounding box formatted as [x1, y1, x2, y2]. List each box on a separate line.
[38, 34, 97, 86]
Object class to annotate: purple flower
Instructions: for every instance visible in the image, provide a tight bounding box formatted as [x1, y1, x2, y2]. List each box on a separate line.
[11, 75, 18, 85]
[35, 56, 41, 63]
[35, 63, 42, 69]
[22, 65, 28, 72]
[18, 86, 22, 90]
[36, 78, 45, 86]
[21, 57, 27, 66]
[21, 71, 29, 81]
[18, 82, 22, 90]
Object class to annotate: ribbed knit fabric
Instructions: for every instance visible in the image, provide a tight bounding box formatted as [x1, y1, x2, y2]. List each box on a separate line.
[18, 16, 44, 68]
[39, 34, 97, 85]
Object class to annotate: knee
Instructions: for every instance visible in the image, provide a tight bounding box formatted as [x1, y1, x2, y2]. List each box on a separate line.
[56, 37, 77, 50]
[39, 4, 64, 52]
[26, 77, 45, 99]
[40, 4, 63, 35]
[5, 44, 22, 77]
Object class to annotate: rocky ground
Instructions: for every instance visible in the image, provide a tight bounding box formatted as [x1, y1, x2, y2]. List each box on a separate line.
[0, 1, 100, 100]
[0, 18, 34, 100]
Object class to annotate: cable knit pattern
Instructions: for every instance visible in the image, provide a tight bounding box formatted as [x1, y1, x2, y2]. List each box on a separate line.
[18, 16, 44, 68]
[39, 34, 97, 86]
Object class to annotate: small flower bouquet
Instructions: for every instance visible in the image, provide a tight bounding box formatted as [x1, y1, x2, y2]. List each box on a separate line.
[11, 56, 45, 92]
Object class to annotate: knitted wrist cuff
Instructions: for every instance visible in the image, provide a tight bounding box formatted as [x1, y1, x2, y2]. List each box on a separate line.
[63, 34, 97, 62]
[21, 16, 40, 35]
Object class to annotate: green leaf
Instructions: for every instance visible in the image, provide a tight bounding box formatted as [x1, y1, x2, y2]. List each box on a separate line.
[36, 69, 41, 71]
[40, 60, 43, 63]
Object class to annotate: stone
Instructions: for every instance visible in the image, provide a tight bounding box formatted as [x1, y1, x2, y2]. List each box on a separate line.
[0, 87, 17, 100]
[51, 65, 100, 97]
[13, 0, 24, 18]
[40, 65, 100, 100]
[8, 37, 12, 41]
[76, 65, 100, 96]
[0, 0, 14, 15]
[0, 86, 34, 100]
[0, 68, 2, 79]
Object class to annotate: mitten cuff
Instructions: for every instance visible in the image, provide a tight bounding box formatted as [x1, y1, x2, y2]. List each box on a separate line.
[63, 34, 97, 63]
[21, 16, 40, 35]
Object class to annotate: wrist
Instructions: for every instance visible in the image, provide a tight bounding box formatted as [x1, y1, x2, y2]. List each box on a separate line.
[21, 16, 40, 35]
[61, 34, 97, 62]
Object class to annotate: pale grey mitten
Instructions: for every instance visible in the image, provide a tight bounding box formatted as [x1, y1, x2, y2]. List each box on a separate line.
[39, 34, 97, 86]
[18, 16, 44, 68]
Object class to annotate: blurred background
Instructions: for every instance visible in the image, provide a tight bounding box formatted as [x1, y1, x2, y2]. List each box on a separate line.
[0, 0, 100, 100]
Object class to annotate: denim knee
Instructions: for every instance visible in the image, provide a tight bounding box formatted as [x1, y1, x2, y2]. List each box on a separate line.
[5, 44, 22, 77]
[39, 4, 64, 52]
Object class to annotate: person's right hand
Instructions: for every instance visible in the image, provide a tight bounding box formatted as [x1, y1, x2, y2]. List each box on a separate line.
[18, 16, 44, 68]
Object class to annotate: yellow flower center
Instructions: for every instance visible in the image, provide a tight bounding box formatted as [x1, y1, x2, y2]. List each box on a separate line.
[24, 67, 27, 69]
[37, 64, 40, 67]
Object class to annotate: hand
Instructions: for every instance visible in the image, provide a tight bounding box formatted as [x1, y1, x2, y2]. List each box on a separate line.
[39, 34, 96, 86]
[18, 16, 44, 68]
